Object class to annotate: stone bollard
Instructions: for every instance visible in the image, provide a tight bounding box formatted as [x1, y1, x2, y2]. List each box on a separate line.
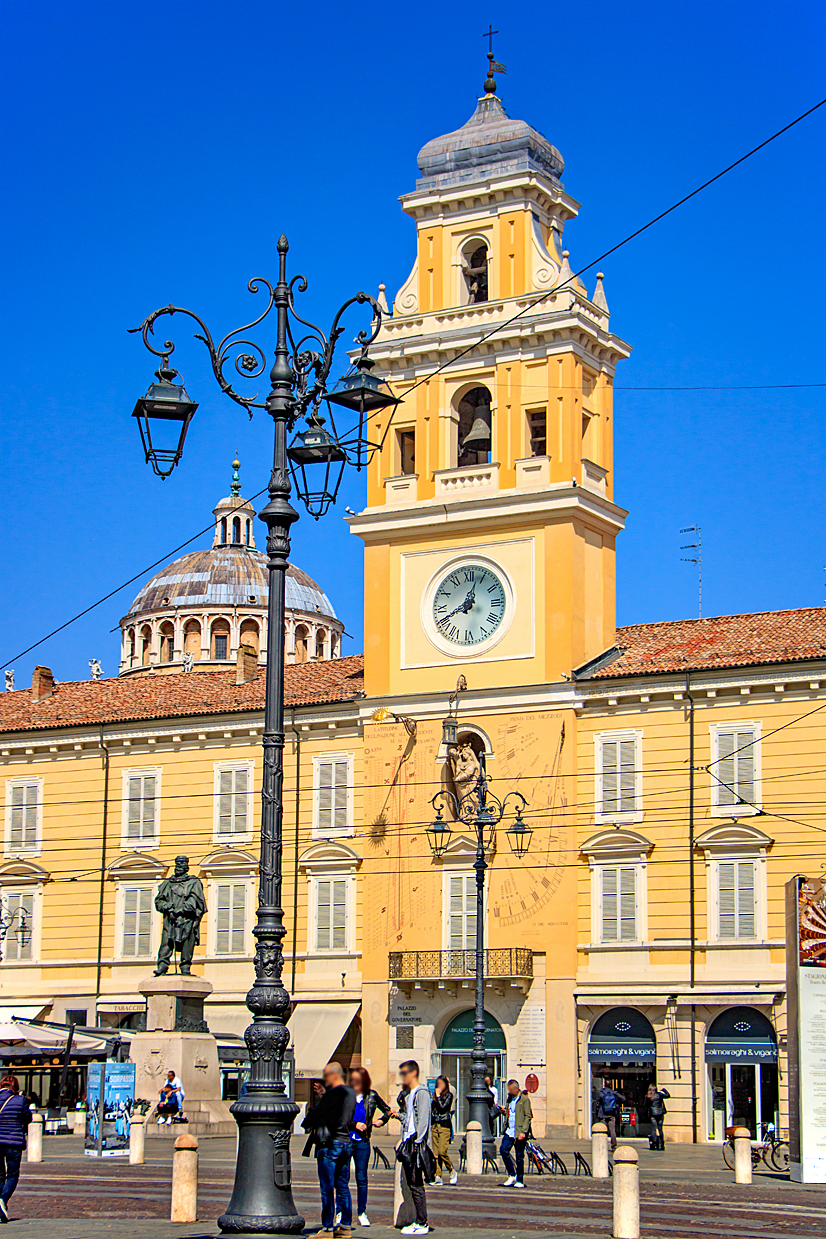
[129, 1114, 146, 1166]
[592, 1120, 609, 1179]
[733, 1126, 753, 1185]
[27, 1113, 44, 1163]
[612, 1145, 639, 1239]
[170, 1133, 198, 1223]
[393, 1154, 416, 1227]
[466, 1120, 483, 1176]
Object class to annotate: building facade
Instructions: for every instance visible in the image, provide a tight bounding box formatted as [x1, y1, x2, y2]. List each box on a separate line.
[1, 79, 824, 1142]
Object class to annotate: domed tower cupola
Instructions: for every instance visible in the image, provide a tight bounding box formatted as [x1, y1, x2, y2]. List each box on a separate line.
[212, 458, 257, 548]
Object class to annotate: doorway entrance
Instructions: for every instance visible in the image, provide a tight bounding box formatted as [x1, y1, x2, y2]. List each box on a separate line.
[705, 1007, 778, 1141]
[435, 1009, 506, 1134]
[587, 1007, 658, 1140]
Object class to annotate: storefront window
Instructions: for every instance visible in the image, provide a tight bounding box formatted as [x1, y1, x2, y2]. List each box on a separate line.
[588, 1007, 657, 1140]
[704, 1006, 778, 1140]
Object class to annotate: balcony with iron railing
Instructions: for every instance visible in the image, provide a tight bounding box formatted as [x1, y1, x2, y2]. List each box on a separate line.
[389, 948, 533, 983]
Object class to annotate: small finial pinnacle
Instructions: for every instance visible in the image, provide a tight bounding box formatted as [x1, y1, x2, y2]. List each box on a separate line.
[231, 457, 241, 497]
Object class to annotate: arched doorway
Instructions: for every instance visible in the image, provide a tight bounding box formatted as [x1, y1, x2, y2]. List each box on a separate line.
[705, 1007, 778, 1141]
[437, 1009, 506, 1134]
[588, 1007, 657, 1140]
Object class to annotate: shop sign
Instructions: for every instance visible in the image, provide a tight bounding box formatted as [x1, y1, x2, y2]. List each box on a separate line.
[587, 1039, 656, 1063]
[704, 1040, 777, 1063]
[389, 1000, 423, 1027]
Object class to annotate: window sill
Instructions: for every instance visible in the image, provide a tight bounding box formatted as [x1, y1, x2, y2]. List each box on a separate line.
[3, 848, 42, 859]
[213, 832, 254, 846]
[709, 806, 761, 818]
[120, 838, 160, 851]
[594, 814, 644, 826]
[578, 938, 780, 952]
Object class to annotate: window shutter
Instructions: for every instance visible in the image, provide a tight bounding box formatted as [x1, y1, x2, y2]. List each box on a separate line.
[126, 776, 142, 840]
[137, 887, 152, 957]
[718, 862, 736, 938]
[141, 775, 156, 840]
[716, 732, 737, 806]
[218, 770, 234, 835]
[6, 891, 34, 961]
[317, 764, 333, 834]
[448, 876, 465, 950]
[619, 740, 637, 812]
[231, 884, 246, 954]
[735, 731, 756, 806]
[233, 768, 248, 834]
[123, 887, 138, 956]
[216, 884, 231, 953]
[601, 867, 618, 941]
[333, 761, 348, 832]
[331, 879, 347, 950]
[619, 866, 637, 941]
[316, 879, 332, 950]
[601, 741, 619, 816]
[9, 785, 25, 850]
[736, 861, 756, 938]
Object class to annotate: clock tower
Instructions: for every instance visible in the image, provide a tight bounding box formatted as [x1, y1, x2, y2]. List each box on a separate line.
[349, 80, 631, 696]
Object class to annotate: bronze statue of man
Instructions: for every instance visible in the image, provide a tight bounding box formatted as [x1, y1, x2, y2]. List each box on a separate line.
[154, 855, 207, 975]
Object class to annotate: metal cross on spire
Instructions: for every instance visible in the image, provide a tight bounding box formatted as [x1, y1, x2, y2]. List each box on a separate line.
[482, 24, 507, 94]
[483, 23, 499, 54]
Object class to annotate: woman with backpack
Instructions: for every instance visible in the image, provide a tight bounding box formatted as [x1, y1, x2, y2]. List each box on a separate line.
[646, 1084, 670, 1150]
[0, 1074, 32, 1222]
[429, 1076, 457, 1186]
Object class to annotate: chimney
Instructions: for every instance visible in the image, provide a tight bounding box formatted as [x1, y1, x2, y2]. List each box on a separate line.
[32, 665, 56, 702]
[236, 644, 259, 686]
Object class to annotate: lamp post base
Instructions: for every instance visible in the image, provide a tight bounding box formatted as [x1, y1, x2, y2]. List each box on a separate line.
[217, 1095, 304, 1235]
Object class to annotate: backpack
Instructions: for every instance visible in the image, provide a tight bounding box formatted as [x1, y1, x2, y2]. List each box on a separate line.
[600, 1088, 619, 1115]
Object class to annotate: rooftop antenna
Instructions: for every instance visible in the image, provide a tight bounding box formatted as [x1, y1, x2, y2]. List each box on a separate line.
[680, 525, 702, 618]
[482, 24, 507, 94]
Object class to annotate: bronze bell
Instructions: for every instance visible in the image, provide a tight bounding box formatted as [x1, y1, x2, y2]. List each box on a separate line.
[461, 414, 492, 453]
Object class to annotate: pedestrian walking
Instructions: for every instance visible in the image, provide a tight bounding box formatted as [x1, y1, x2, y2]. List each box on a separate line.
[301, 1061, 356, 1239]
[593, 1082, 625, 1151]
[393, 1060, 434, 1236]
[429, 1076, 457, 1186]
[0, 1074, 31, 1222]
[646, 1084, 670, 1151]
[499, 1079, 532, 1187]
[348, 1067, 391, 1227]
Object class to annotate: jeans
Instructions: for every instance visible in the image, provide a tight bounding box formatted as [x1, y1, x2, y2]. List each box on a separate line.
[351, 1138, 371, 1216]
[0, 1144, 23, 1204]
[602, 1114, 618, 1149]
[500, 1133, 526, 1182]
[650, 1115, 665, 1149]
[402, 1159, 427, 1226]
[317, 1139, 352, 1228]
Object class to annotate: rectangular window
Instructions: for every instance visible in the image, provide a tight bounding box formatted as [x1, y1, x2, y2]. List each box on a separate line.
[123, 772, 159, 845]
[65, 1009, 88, 1026]
[600, 866, 637, 942]
[2, 890, 33, 961]
[597, 733, 640, 818]
[315, 878, 348, 951]
[527, 409, 547, 457]
[314, 756, 351, 837]
[713, 726, 758, 810]
[215, 882, 247, 955]
[398, 430, 416, 476]
[214, 634, 228, 660]
[216, 765, 252, 839]
[6, 782, 40, 853]
[717, 860, 756, 940]
[447, 873, 476, 951]
[122, 885, 153, 957]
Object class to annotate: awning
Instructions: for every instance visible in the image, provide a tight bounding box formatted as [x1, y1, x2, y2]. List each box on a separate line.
[0, 1004, 50, 1022]
[704, 1006, 777, 1064]
[588, 1006, 657, 1063]
[288, 1002, 359, 1078]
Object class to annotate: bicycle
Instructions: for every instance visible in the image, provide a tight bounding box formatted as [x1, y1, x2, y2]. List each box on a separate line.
[722, 1122, 789, 1173]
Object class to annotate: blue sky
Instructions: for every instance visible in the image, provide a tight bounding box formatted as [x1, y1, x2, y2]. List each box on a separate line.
[1, 0, 824, 684]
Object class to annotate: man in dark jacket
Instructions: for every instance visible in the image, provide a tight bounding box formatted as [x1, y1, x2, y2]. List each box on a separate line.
[0, 1074, 31, 1222]
[302, 1061, 356, 1239]
[594, 1084, 625, 1151]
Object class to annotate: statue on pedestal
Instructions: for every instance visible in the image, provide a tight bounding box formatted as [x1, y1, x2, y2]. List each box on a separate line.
[154, 856, 207, 976]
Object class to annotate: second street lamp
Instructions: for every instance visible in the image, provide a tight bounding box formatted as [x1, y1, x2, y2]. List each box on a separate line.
[129, 236, 398, 1236]
[427, 744, 529, 1148]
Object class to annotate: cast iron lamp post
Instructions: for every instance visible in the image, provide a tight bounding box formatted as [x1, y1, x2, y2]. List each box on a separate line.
[427, 725, 530, 1145]
[129, 236, 399, 1235]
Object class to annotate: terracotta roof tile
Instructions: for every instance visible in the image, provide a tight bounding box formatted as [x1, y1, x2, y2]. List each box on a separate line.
[0, 656, 365, 735]
[579, 607, 826, 680]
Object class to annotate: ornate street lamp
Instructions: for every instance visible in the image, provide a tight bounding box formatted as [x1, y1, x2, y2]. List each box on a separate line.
[131, 361, 198, 478]
[427, 760, 528, 1146]
[129, 236, 398, 1236]
[326, 348, 401, 470]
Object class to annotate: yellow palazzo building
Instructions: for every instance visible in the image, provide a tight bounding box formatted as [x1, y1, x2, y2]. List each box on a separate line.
[1, 77, 824, 1144]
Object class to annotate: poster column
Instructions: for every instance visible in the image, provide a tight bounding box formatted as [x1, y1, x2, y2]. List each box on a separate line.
[84, 1061, 136, 1158]
[786, 875, 826, 1183]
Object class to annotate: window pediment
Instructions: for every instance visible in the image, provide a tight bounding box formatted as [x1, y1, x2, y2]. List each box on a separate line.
[695, 823, 773, 855]
[0, 858, 50, 884]
[299, 841, 361, 874]
[437, 834, 494, 863]
[581, 829, 653, 863]
[107, 852, 166, 881]
[199, 847, 258, 877]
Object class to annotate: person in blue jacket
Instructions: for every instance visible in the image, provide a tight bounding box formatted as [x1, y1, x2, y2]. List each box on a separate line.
[0, 1074, 32, 1222]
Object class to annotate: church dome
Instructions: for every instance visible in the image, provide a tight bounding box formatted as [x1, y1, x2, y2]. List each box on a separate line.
[416, 94, 564, 191]
[119, 460, 343, 676]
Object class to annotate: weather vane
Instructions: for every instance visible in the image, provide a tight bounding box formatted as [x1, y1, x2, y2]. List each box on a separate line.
[482, 24, 507, 94]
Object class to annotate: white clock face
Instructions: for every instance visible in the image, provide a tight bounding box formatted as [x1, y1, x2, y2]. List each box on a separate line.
[432, 563, 507, 647]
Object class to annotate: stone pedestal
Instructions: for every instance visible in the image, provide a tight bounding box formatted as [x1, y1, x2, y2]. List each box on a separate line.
[129, 976, 231, 1126]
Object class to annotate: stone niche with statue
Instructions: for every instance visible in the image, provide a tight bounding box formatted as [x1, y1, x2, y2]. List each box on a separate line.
[127, 856, 235, 1135]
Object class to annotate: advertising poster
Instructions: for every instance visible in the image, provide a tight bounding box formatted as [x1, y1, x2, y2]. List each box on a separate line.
[84, 1061, 136, 1158]
[786, 876, 826, 1183]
